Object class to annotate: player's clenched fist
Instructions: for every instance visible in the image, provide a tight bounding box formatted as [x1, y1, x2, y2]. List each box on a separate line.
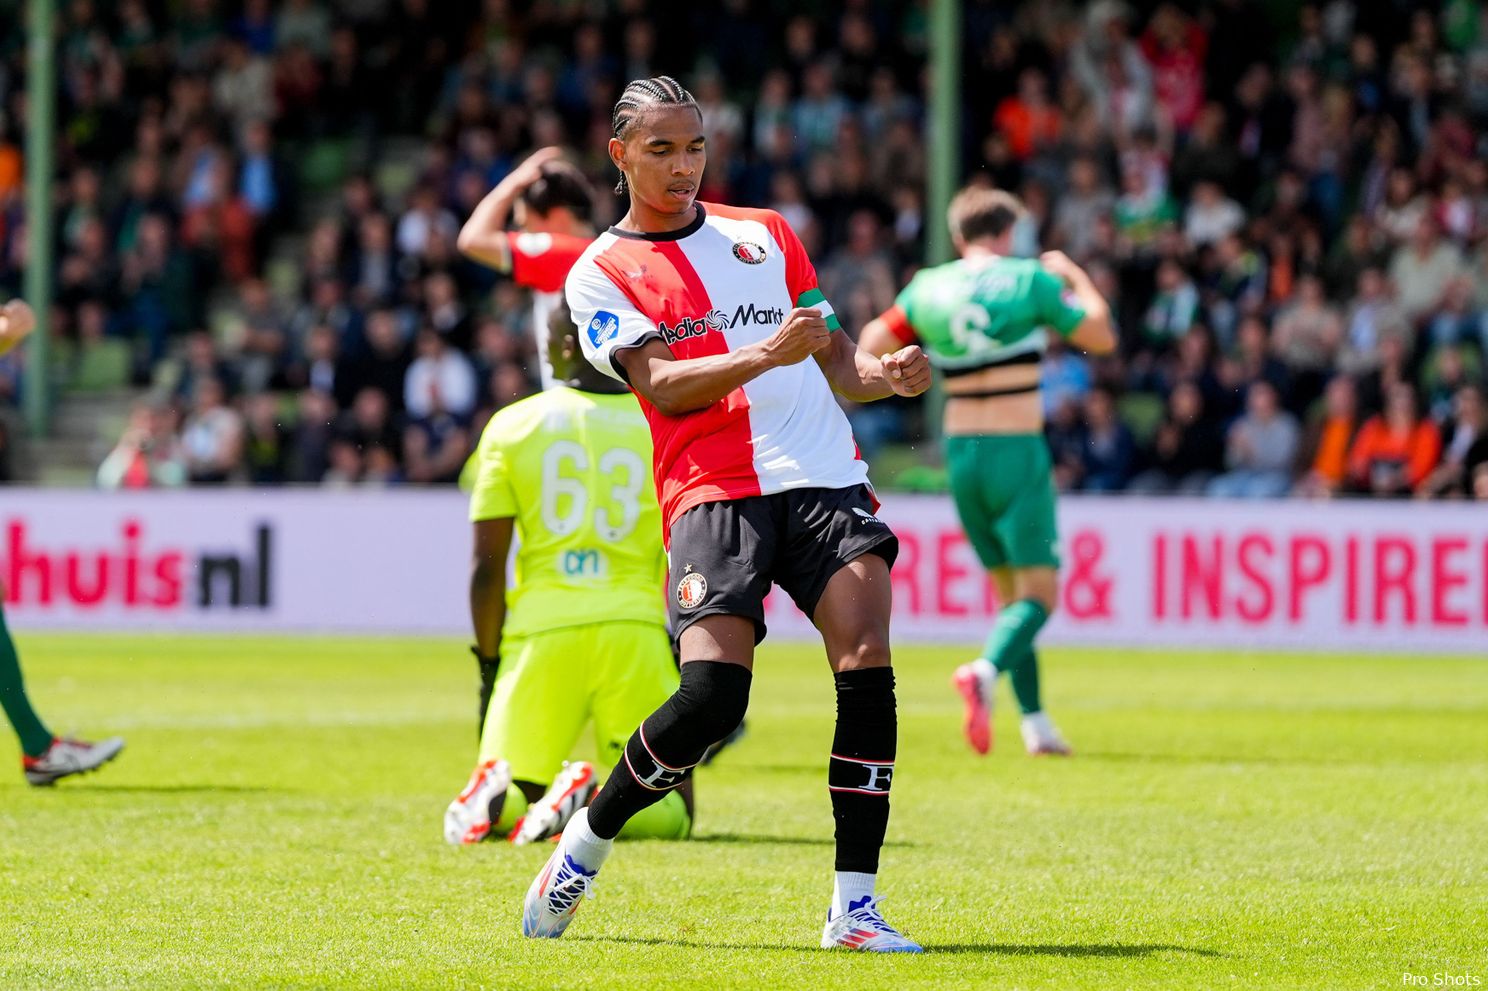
[762, 307, 831, 366]
[0, 299, 36, 357]
[0, 299, 36, 343]
[881, 345, 931, 397]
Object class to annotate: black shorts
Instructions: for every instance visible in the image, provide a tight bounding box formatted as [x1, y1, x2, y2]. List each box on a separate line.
[666, 485, 899, 644]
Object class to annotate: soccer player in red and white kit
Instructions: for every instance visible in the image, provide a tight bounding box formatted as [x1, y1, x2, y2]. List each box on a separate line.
[521, 77, 931, 953]
[456, 146, 597, 389]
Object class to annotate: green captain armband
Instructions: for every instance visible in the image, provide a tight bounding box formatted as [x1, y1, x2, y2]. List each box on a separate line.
[795, 288, 842, 331]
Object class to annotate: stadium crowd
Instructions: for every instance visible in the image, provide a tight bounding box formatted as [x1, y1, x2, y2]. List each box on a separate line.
[0, 0, 1485, 499]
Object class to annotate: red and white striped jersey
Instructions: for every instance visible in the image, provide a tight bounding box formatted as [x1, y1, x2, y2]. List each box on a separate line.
[568, 202, 870, 535]
[508, 231, 592, 389]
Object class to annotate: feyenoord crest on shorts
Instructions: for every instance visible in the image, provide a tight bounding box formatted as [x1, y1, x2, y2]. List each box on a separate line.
[676, 570, 708, 610]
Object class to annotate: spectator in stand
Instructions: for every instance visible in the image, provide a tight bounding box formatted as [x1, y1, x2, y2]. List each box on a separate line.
[1046, 397, 1087, 493]
[1347, 383, 1442, 497]
[994, 68, 1062, 162]
[335, 387, 400, 458]
[1052, 157, 1115, 263]
[1294, 375, 1360, 498]
[1390, 214, 1465, 325]
[1271, 274, 1343, 411]
[232, 278, 288, 393]
[1339, 267, 1411, 375]
[819, 211, 896, 333]
[1425, 276, 1485, 349]
[1140, 3, 1207, 135]
[1183, 180, 1245, 248]
[343, 308, 411, 411]
[1113, 164, 1177, 258]
[1221, 316, 1292, 411]
[423, 271, 472, 353]
[180, 377, 245, 485]
[396, 183, 459, 258]
[96, 402, 187, 489]
[1208, 381, 1299, 498]
[1418, 384, 1488, 500]
[405, 327, 476, 421]
[403, 402, 471, 486]
[241, 392, 290, 485]
[1041, 338, 1092, 417]
[1128, 380, 1223, 495]
[1141, 258, 1200, 354]
[1078, 386, 1136, 492]
[1423, 345, 1475, 424]
[276, 391, 323, 482]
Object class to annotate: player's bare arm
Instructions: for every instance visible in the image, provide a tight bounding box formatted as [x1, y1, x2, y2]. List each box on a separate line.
[0, 299, 37, 357]
[813, 330, 931, 401]
[456, 146, 567, 270]
[856, 315, 907, 359]
[1039, 250, 1117, 355]
[469, 516, 514, 658]
[616, 306, 832, 416]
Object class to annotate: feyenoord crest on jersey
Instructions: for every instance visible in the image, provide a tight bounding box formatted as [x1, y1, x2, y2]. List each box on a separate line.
[676, 570, 708, 610]
[732, 240, 767, 264]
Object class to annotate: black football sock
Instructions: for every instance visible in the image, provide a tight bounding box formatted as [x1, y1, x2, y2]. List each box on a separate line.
[828, 667, 897, 876]
[587, 660, 751, 839]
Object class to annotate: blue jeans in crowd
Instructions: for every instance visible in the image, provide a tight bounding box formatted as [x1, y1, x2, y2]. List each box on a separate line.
[1206, 470, 1292, 499]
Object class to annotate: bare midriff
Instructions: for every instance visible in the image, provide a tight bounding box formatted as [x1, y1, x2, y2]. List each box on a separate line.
[942, 363, 1044, 436]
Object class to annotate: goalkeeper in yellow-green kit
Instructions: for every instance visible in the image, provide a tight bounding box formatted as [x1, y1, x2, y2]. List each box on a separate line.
[442, 302, 692, 845]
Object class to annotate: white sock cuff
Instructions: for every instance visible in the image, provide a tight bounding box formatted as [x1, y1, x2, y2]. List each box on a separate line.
[562, 808, 613, 870]
[970, 657, 997, 684]
[831, 870, 877, 918]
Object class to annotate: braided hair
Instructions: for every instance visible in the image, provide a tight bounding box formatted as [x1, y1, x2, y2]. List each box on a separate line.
[610, 76, 699, 195]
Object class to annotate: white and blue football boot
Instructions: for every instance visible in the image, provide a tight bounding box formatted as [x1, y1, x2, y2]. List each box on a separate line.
[821, 896, 923, 953]
[521, 846, 599, 938]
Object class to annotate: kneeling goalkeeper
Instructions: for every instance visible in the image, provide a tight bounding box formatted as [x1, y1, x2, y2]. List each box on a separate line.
[443, 304, 691, 845]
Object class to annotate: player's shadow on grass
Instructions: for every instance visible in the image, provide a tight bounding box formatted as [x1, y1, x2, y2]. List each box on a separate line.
[1082, 751, 1354, 767]
[933, 943, 1223, 958]
[76, 785, 281, 794]
[688, 831, 919, 849]
[573, 936, 1220, 957]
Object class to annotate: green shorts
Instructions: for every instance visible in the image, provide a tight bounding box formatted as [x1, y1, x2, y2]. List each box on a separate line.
[477, 621, 678, 784]
[944, 434, 1060, 571]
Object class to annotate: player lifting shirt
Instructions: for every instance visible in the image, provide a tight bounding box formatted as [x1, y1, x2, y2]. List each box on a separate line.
[860, 186, 1116, 758]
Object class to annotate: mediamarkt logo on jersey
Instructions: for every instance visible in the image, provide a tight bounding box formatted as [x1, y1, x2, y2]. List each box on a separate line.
[1, 518, 274, 611]
[659, 303, 786, 345]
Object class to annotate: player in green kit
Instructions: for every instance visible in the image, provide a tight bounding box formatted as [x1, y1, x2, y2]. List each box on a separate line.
[861, 187, 1115, 756]
[1, 300, 125, 784]
[443, 304, 691, 845]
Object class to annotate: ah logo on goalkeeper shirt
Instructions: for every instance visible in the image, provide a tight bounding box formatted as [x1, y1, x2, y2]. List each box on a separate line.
[587, 310, 621, 349]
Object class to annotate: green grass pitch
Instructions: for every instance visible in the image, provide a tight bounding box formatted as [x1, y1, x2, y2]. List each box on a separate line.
[1, 634, 1484, 990]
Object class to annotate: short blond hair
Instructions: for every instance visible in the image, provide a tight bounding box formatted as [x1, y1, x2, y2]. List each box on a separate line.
[947, 186, 1023, 244]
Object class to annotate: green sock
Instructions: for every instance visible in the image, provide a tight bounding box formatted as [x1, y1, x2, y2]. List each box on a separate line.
[1008, 647, 1043, 716]
[618, 790, 691, 840]
[0, 606, 54, 757]
[981, 599, 1049, 716]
